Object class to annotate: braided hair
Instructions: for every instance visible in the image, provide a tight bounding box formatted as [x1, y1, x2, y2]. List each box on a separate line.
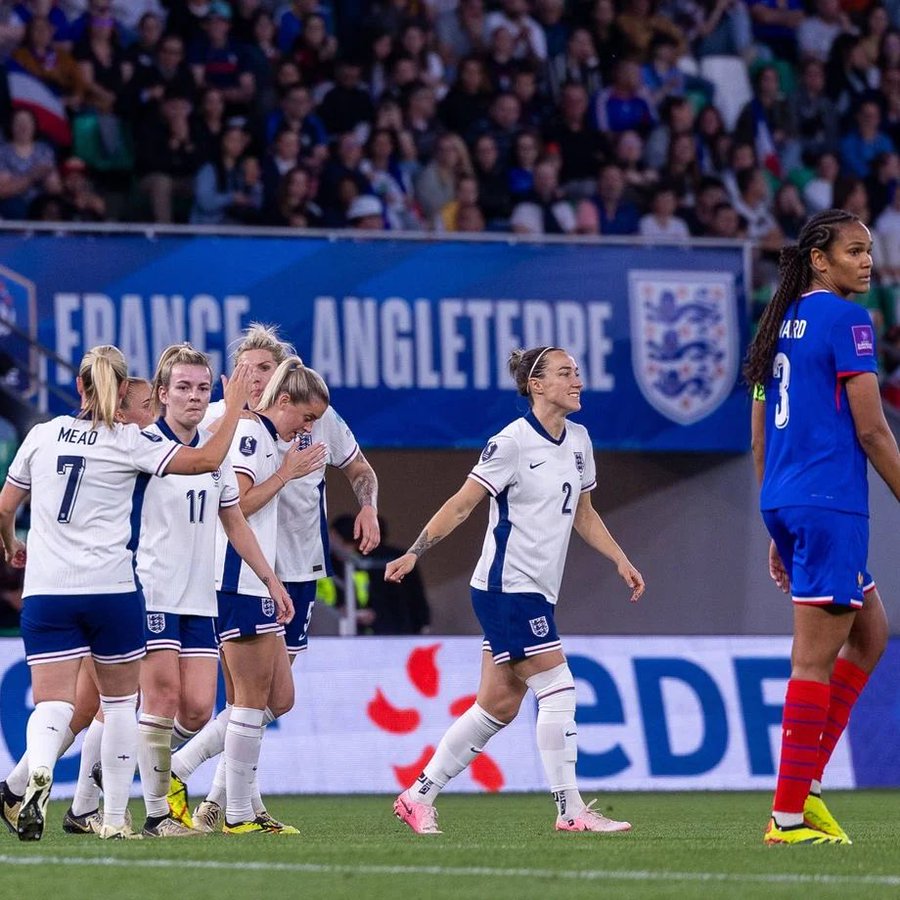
[743, 208, 860, 387]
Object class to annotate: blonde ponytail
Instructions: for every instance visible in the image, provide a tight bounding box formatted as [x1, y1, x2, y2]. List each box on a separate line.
[257, 355, 329, 412]
[79, 345, 128, 428]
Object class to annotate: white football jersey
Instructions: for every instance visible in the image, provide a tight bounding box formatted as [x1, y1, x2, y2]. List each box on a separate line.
[6, 414, 180, 597]
[200, 399, 226, 430]
[468, 413, 597, 605]
[275, 406, 359, 582]
[214, 414, 279, 597]
[136, 420, 241, 616]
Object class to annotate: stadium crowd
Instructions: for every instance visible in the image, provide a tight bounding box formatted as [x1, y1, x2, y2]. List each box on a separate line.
[1, 0, 900, 397]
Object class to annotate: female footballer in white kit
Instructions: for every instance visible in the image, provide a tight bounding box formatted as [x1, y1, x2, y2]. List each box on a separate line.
[135, 344, 294, 838]
[0, 344, 253, 841]
[387, 346, 645, 835]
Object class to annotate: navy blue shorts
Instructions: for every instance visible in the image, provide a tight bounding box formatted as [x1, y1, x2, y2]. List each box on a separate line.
[144, 611, 219, 659]
[763, 506, 875, 609]
[216, 590, 283, 643]
[21, 591, 146, 667]
[283, 581, 316, 654]
[471, 587, 561, 665]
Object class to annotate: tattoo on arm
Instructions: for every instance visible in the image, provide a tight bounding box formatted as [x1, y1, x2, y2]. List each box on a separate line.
[409, 528, 442, 558]
[351, 465, 378, 509]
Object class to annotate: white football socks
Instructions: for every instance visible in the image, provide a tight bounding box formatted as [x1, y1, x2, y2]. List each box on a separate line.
[414, 702, 506, 806]
[224, 707, 264, 825]
[171, 718, 200, 751]
[8, 724, 75, 795]
[99, 693, 139, 828]
[172, 704, 230, 782]
[71, 718, 103, 816]
[25, 701, 75, 777]
[137, 714, 174, 819]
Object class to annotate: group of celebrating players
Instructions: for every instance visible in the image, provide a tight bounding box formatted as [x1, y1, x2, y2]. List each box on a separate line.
[2, 208, 900, 846]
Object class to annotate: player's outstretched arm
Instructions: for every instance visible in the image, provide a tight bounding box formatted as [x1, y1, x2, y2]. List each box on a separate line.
[573, 492, 644, 602]
[218, 503, 294, 623]
[846, 371, 900, 501]
[385, 478, 487, 583]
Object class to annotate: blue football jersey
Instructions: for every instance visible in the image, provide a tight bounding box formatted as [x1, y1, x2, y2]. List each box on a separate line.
[760, 290, 878, 515]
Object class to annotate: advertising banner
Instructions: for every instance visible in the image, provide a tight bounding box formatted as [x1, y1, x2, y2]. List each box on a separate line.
[2, 636, 896, 796]
[0, 232, 749, 450]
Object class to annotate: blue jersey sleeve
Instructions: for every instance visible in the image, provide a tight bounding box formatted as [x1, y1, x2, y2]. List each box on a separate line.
[829, 306, 879, 378]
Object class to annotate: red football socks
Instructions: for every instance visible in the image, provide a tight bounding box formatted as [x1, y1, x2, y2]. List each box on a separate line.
[812, 658, 869, 784]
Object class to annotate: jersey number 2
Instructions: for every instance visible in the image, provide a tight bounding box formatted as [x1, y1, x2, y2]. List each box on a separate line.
[773, 352, 790, 429]
[186, 489, 207, 524]
[56, 455, 85, 523]
[561, 482, 573, 515]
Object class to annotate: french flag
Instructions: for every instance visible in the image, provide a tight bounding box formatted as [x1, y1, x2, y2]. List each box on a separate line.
[6, 59, 71, 146]
[751, 99, 781, 179]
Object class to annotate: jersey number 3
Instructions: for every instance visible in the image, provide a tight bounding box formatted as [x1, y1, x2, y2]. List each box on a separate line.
[773, 352, 791, 429]
[56, 455, 86, 523]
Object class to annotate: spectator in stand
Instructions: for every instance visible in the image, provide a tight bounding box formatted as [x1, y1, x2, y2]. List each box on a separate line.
[438, 55, 492, 136]
[189, 122, 258, 225]
[833, 175, 871, 222]
[512, 65, 552, 131]
[366, 28, 394, 101]
[242, 8, 281, 116]
[360, 126, 420, 230]
[616, 0, 687, 61]
[874, 181, 900, 281]
[640, 34, 690, 110]
[508, 128, 541, 202]
[683, 175, 728, 235]
[613, 129, 658, 201]
[194, 86, 226, 164]
[471, 90, 521, 165]
[791, 58, 839, 167]
[804, 150, 840, 212]
[510, 158, 576, 234]
[57, 155, 106, 221]
[664, 131, 702, 207]
[414, 131, 472, 222]
[264, 165, 323, 227]
[316, 131, 370, 222]
[262, 127, 302, 211]
[721, 139, 758, 202]
[772, 181, 807, 239]
[135, 89, 202, 223]
[694, 104, 728, 175]
[10, 15, 86, 140]
[435, 0, 489, 76]
[483, 24, 519, 93]
[867, 150, 899, 219]
[689, 0, 753, 59]
[456, 200, 487, 231]
[437, 172, 480, 231]
[399, 20, 446, 98]
[346, 192, 385, 229]
[588, 0, 628, 83]
[546, 81, 605, 199]
[747, 0, 804, 62]
[840, 98, 896, 178]
[188, 2, 256, 116]
[535, 0, 569, 59]
[378, 52, 421, 108]
[264, 83, 328, 168]
[8, 0, 69, 42]
[0, 108, 57, 220]
[735, 64, 801, 179]
[278, 0, 336, 56]
[290, 13, 338, 90]
[472, 132, 512, 225]
[124, 11, 163, 72]
[485, 0, 548, 63]
[65, 0, 126, 46]
[164, 0, 215, 49]
[880, 65, 900, 149]
[576, 162, 640, 234]
[317, 56, 374, 140]
[707, 200, 745, 237]
[860, 5, 890, 68]
[732, 166, 785, 251]
[638, 180, 690, 238]
[547, 27, 602, 106]
[404, 82, 442, 162]
[229, 0, 264, 44]
[826, 33, 880, 119]
[645, 95, 695, 171]
[592, 59, 656, 137]
[797, 0, 857, 64]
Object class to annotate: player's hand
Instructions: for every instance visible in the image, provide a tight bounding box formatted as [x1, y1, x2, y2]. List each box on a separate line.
[279, 442, 327, 481]
[269, 578, 294, 624]
[617, 558, 645, 602]
[222, 361, 252, 411]
[354, 505, 380, 555]
[4, 538, 25, 568]
[385, 553, 417, 583]
[768, 540, 790, 593]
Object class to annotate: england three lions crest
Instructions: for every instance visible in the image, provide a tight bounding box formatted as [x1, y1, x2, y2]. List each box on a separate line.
[628, 270, 739, 426]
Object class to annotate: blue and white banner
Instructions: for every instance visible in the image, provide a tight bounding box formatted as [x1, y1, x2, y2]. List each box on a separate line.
[1, 636, 897, 794]
[0, 232, 749, 450]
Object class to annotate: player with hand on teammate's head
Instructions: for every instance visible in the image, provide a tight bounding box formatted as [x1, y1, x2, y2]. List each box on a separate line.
[387, 345, 644, 835]
[134, 343, 293, 838]
[746, 209, 900, 846]
[0, 344, 251, 841]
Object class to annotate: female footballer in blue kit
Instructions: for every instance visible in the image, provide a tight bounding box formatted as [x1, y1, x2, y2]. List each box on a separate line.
[745, 210, 900, 845]
[0, 345, 255, 841]
[135, 344, 295, 838]
[386, 346, 645, 835]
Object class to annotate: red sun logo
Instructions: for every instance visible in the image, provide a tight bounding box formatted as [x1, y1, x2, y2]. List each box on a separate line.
[366, 643, 504, 792]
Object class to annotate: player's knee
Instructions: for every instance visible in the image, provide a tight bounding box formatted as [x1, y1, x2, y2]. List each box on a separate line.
[526, 662, 575, 714]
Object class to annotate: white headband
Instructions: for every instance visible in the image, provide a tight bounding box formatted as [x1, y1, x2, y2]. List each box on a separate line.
[527, 346, 555, 382]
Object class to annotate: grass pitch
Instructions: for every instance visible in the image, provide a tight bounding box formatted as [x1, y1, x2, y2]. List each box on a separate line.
[1, 792, 898, 900]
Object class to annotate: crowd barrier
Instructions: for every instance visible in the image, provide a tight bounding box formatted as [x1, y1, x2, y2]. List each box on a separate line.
[2, 635, 897, 796]
[0, 227, 749, 450]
